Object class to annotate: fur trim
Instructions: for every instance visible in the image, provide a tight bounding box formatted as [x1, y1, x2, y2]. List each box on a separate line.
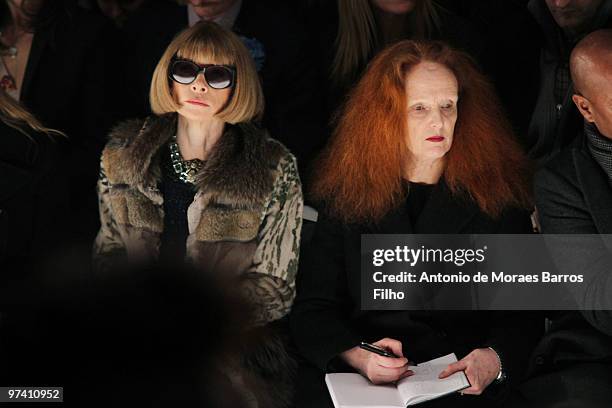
[104, 114, 288, 208]
[195, 123, 286, 207]
[195, 207, 261, 242]
[240, 325, 297, 408]
[104, 115, 173, 188]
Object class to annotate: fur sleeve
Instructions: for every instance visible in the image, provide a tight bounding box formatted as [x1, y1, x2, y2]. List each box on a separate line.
[92, 155, 127, 272]
[242, 153, 303, 326]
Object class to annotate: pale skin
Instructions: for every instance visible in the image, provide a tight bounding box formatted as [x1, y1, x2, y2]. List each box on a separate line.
[341, 62, 501, 394]
[172, 61, 232, 160]
[340, 338, 413, 385]
[402, 61, 457, 184]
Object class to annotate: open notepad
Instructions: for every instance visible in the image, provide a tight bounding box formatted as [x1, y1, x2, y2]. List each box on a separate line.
[326, 353, 469, 407]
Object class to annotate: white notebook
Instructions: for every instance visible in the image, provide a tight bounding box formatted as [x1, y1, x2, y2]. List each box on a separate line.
[326, 353, 469, 408]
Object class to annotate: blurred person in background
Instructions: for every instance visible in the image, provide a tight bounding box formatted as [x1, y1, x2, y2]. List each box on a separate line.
[324, 0, 481, 116]
[526, 0, 612, 163]
[433, 0, 541, 141]
[0, 263, 256, 408]
[0, 0, 120, 244]
[78, 0, 149, 26]
[0, 88, 68, 278]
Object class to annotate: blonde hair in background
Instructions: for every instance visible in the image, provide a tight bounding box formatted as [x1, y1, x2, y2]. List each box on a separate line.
[331, 0, 441, 87]
[0, 90, 65, 137]
[150, 21, 264, 124]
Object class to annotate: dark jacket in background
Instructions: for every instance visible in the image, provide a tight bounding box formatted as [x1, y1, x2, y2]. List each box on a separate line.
[0, 121, 69, 277]
[446, 0, 541, 141]
[526, 0, 612, 164]
[534, 131, 612, 341]
[291, 183, 542, 407]
[525, 133, 612, 407]
[119, 0, 325, 194]
[18, 5, 120, 243]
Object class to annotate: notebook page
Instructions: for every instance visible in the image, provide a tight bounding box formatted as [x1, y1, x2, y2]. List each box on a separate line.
[325, 373, 405, 408]
[396, 354, 469, 405]
[424, 353, 459, 367]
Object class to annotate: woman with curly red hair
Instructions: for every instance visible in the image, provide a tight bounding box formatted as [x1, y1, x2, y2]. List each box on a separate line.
[291, 40, 542, 407]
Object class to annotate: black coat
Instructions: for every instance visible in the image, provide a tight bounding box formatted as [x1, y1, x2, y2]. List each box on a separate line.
[449, 0, 541, 140]
[17, 6, 120, 242]
[291, 182, 542, 405]
[20, 6, 117, 151]
[535, 138, 612, 236]
[0, 121, 69, 275]
[532, 136, 612, 377]
[526, 0, 612, 164]
[119, 0, 325, 187]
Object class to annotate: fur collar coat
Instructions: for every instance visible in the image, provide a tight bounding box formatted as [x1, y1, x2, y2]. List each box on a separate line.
[93, 114, 303, 407]
[93, 114, 303, 326]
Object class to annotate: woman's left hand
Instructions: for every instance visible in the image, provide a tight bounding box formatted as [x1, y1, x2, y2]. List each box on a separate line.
[437, 348, 500, 395]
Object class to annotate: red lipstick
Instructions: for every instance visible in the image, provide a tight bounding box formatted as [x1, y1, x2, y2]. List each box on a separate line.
[426, 136, 445, 142]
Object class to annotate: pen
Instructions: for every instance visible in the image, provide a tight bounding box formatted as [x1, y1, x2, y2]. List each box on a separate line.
[359, 341, 398, 358]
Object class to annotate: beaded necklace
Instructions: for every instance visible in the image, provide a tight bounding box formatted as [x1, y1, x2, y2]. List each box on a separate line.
[169, 135, 204, 184]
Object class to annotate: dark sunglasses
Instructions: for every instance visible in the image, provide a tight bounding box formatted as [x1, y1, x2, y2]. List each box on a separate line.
[168, 59, 235, 89]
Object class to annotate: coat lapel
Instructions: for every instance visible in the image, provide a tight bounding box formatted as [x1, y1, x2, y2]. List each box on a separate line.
[106, 114, 175, 190]
[574, 148, 612, 233]
[21, 32, 50, 102]
[194, 123, 281, 207]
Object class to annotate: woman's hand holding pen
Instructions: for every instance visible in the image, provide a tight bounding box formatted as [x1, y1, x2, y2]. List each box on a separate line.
[340, 338, 414, 385]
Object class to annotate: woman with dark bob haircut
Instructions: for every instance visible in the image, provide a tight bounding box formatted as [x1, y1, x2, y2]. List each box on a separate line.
[94, 22, 302, 407]
[291, 40, 542, 407]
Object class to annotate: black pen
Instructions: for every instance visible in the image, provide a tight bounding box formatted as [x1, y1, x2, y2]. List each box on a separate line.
[359, 341, 398, 358]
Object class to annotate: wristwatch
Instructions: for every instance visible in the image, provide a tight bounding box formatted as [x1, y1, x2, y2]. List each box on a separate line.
[488, 347, 507, 383]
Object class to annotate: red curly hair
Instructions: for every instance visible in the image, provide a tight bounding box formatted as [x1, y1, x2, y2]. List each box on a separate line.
[313, 40, 532, 224]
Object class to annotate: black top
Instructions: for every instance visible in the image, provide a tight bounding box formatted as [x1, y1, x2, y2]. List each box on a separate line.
[291, 181, 541, 402]
[159, 147, 197, 262]
[405, 182, 434, 227]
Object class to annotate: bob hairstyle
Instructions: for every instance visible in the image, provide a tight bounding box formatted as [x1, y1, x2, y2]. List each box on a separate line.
[314, 40, 532, 225]
[150, 21, 264, 124]
[332, 0, 441, 87]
